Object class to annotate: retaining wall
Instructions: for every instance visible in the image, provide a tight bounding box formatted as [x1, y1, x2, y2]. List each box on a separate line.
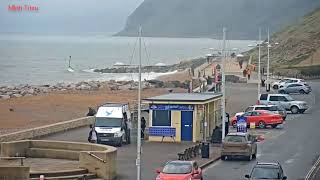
[0, 116, 94, 143]
[1, 140, 117, 180]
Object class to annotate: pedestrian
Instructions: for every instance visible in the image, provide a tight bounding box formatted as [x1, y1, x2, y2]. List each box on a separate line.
[88, 125, 97, 143]
[86, 107, 96, 116]
[243, 69, 247, 77]
[141, 117, 146, 139]
[247, 70, 251, 80]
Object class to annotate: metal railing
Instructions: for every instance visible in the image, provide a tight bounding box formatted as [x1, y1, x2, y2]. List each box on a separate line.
[0, 156, 26, 166]
[86, 152, 106, 163]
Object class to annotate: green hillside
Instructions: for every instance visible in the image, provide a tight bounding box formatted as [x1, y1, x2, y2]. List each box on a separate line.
[246, 8, 320, 76]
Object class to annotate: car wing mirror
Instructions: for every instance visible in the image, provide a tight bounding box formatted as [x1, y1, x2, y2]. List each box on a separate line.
[245, 174, 250, 178]
[156, 168, 161, 174]
[193, 170, 199, 175]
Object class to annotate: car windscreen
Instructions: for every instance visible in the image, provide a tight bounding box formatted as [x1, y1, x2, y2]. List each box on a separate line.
[224, 135, 246, 143]
[251, 167, 280, 179]
[95, 117, 122, 127]
[245, 107, 254, 112]
[162, 162, 192, 174]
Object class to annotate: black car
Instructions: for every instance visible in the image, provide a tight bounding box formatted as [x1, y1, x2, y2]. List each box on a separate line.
[245, 162, 287, 180]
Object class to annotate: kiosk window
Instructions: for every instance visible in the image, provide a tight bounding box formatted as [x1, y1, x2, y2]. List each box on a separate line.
[152, 110, 171, 126]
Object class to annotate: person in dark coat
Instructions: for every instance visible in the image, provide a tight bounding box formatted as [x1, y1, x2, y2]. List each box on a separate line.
[141, 117, 146, 139]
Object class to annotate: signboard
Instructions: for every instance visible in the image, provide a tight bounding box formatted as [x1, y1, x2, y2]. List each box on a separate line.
[149, 104, 194, 111]
[236, 116, 247, 132]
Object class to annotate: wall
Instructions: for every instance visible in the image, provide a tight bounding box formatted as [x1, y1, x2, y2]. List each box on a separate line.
[1, 140, 117, 180]
[0, 166, 30, 180]
[171, 111, 181, 142]
[0, 116, 94, 143]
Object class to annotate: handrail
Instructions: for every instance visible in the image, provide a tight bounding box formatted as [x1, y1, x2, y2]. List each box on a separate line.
[0, 156, 25, 166]
[87, 152, 107, 163]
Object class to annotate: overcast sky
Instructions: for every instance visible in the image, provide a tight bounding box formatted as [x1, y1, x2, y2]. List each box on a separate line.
[0, 0, 144, 34]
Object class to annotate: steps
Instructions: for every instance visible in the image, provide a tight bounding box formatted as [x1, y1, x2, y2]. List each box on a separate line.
[30, 169, 97, 180]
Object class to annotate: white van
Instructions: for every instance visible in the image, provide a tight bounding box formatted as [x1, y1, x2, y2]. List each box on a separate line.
[94, 103, 131, 146]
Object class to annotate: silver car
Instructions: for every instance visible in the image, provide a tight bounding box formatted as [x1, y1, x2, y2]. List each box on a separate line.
[258, 94, 308, 114]
[278, 83, 311, 94]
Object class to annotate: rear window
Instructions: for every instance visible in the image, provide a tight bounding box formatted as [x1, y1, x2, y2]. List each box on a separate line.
[245, 107, 254, 112]
[260, 94, 268, 100]
[255, 107, 269, 110]
[225, 135, 246, 143]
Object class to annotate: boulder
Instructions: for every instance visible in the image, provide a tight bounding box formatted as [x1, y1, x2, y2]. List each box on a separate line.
[0, 95, 10, 100]
[11, 94, 22, 98]
[27, 88, 35, 94]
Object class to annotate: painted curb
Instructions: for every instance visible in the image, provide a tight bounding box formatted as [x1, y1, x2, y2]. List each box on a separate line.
[200, 155, 221, 169]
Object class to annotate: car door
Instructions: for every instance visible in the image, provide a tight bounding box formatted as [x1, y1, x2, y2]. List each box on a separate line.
[250, 111, 261, 125]
[294, 84, 303, 93]
[277, 96, 290, 110]
[268, 95, 279, 106]
[242, 112, 252, 125]
[286, 84, 295, 93]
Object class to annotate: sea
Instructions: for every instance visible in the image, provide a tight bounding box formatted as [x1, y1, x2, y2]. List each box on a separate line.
[0, 33, 255, 86]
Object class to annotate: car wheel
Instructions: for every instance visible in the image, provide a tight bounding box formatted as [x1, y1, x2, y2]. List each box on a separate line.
[118, 136, 123, 147]
[252, 153, 257, 159]
[232, 121, 237, 128]
[291, 106, 299, 114]
[271, 124, 278, 128]
[221, 155, 227, 161]
[299, 89, 305, 94]
[258, 121, 266, 129]
[299, 109, 306, 114]
[279, 90, 286, 94]
[201, 177, 203, 180]
[246, 154, 253, 161]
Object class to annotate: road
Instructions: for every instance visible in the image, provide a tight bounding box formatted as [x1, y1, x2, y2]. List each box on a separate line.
[203, 81, 320, 180]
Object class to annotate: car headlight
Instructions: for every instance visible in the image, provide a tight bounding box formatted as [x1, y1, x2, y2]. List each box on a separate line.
[155, 176, 162, 180]
[114, 132, 122, 137]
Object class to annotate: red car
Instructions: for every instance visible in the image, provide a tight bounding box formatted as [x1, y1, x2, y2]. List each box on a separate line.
[156, 160, 203, 180]
[231, 110, 283, 129]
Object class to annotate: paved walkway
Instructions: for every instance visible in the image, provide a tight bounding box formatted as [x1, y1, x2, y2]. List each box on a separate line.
[40, 127, 221, 180]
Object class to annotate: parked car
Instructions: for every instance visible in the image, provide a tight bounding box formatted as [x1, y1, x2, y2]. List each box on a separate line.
[272, 78, 305, 89]
[156, 160, 203, 180]
[245, 162, 287, 179]
[231, 110, 284, 129]
[278, 83, 312, 94]
[272, 78, 292, 89]
[278, 78, 306, 89]
[235, 105, 287, 120]
[221, 132, 257, 161]
[258, 93, 308, 114]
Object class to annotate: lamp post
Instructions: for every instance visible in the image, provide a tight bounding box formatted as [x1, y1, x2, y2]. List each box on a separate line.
[221, 27, 227, 140]
[258, 28, 261, 99]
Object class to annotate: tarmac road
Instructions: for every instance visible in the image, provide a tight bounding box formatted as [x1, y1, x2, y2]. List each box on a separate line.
[203, 81, 320, 180]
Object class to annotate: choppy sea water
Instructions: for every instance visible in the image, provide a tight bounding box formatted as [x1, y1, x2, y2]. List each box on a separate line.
[0, 33, 254, 85]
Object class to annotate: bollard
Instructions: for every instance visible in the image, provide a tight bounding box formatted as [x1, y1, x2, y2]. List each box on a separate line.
[40, 175, 44, 180]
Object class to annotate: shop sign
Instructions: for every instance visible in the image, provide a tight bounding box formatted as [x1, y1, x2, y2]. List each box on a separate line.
[149, 104, 194, 111]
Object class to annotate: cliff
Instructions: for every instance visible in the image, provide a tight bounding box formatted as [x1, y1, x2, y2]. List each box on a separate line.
[116, 0, 320, 40]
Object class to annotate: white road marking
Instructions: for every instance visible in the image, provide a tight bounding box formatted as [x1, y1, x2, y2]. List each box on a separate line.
[305, 155, 320, 180]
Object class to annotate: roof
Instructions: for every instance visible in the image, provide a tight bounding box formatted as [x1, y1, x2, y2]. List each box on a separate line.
[143, 93, 222, 102]
[255, 162, 281, 168]
[250, 104, 276, 107]
[100, 103, 127, 107]
[227, 132, 248, 136]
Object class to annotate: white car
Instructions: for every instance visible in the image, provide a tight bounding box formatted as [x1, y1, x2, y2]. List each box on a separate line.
[272, 78, 305, 89]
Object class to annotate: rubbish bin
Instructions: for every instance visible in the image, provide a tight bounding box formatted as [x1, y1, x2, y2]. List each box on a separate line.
[201, 142, 210, 158]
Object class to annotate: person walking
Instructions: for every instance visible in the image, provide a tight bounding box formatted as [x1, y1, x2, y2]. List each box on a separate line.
[141, 117, 146, 139]
[88, 125, 97, 143]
